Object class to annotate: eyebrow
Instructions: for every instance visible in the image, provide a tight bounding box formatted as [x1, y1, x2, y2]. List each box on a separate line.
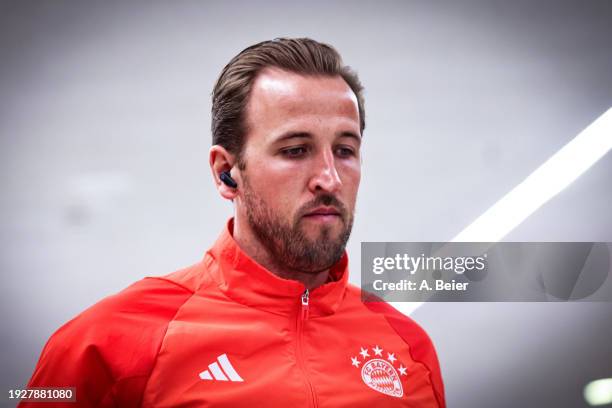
[274, 131, 362, 145]
[274, 132, 311, 143]
[339, 131, 362, 145]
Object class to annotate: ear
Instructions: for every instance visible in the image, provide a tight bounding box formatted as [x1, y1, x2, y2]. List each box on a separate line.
[209, 145, 238, 201]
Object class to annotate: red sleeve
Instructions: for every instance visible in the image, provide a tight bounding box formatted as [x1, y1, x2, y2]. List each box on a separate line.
[19, 277, 193, 408]
[365, 301, 446, 408]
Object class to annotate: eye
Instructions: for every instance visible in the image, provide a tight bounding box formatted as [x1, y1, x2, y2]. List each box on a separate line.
[281, 146, 308, 158]
[335, 146, 356, 158]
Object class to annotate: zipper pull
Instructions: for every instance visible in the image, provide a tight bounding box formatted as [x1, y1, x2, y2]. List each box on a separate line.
[301, 289, 310, 320]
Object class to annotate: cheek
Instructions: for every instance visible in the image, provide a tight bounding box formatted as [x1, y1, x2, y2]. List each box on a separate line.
[250, 153, 309, 188]
[246, 164, 302, 207]
[341, 163, 361, 195]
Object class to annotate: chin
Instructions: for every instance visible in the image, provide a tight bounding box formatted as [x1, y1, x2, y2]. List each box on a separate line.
[305, 224, 342, 240]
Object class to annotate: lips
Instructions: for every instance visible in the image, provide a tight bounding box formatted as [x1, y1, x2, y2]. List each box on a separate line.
[303, 207, 341, 217]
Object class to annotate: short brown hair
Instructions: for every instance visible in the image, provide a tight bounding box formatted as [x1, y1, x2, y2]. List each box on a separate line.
[211, 38, 365, 165]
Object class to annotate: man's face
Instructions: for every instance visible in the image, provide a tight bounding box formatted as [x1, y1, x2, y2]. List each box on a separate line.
[237, 67, 362, 273]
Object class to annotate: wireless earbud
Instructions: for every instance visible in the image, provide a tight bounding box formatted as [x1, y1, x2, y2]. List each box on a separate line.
[220, 171, 238, 188]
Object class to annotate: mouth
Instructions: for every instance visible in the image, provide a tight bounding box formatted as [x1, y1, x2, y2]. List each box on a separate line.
[302, 207, 342, 222]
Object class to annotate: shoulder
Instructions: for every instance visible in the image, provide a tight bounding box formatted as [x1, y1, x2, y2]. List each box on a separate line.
[345, 284, 434, 350]
[63, 260, 207, 338]
[55, 267, 201, 360]
[344, 284, 446, 407]
[58, 274, 195, 341]
[23, 267, 200, 407]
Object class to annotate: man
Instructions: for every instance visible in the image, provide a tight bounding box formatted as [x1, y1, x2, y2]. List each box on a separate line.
[21, 38, 445, 407]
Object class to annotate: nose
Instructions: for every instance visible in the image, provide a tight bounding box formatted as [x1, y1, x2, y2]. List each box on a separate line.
[308, 148, 342, 193]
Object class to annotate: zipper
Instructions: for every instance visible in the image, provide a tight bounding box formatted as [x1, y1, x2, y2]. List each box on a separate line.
[301, 289, 310, 320]
[296, 289, 317, 407]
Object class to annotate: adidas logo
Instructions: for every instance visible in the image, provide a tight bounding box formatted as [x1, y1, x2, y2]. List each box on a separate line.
[199, 353, 244, 382]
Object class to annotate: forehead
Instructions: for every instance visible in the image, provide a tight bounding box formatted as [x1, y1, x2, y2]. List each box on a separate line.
[245, 67, 360, 137]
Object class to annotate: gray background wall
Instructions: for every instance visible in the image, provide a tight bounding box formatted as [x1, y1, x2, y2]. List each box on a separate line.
[1, 1, 611, 407]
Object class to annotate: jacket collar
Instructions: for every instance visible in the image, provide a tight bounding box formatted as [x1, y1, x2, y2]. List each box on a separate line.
[204, 218, 349, 317]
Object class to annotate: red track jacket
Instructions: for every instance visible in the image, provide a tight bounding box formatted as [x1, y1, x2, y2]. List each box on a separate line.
[21, 219, 445, 407]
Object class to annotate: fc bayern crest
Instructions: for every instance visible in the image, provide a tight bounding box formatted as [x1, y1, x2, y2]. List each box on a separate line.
[350, 345, 408, 398]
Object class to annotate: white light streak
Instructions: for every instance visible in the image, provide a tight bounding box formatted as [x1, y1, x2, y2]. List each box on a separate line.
[452, 107, 612, 243]
[392, 108, 612, 316]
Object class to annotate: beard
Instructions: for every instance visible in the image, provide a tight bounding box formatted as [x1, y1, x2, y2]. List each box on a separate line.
[242, 175, 354, 273]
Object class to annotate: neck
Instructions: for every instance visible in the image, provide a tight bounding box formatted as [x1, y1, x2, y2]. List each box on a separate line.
[232, 216, 330, 290]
